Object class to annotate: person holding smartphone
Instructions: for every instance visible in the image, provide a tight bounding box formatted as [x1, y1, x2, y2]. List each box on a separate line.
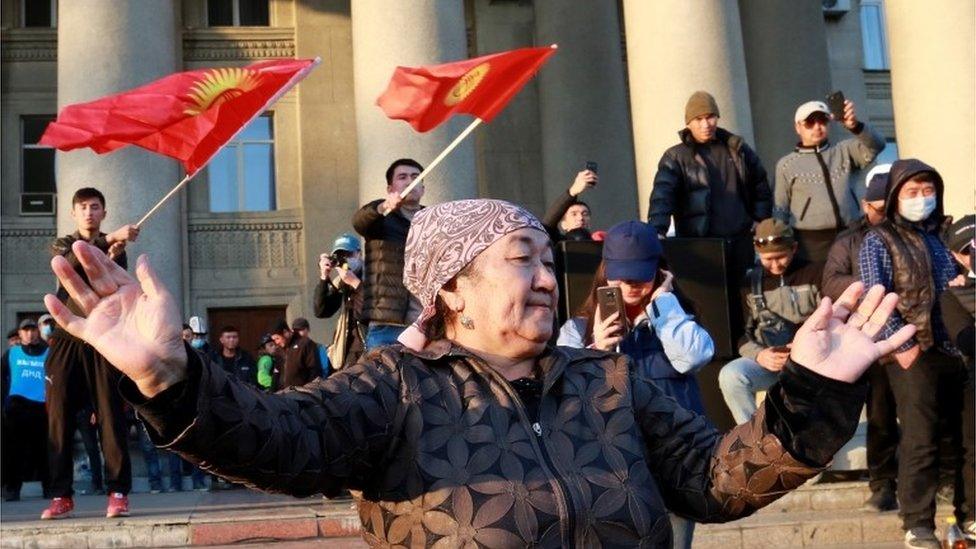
[773, 95, 885, 263]
[557, 220, 715, 549]
[540, 164, 599, 242]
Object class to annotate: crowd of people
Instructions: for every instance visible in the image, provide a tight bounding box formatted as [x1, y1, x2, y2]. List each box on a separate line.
[1, 89, 973, 549]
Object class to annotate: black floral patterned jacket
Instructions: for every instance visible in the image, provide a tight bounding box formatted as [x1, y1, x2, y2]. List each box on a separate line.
[128, 341, 865, 548]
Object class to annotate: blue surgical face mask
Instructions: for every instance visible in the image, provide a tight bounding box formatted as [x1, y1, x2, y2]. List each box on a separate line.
[40, 325, 54, 339]
[346, 257, 364, 274]
[898, 195, 936, 222]
[190, 338, 206, 349]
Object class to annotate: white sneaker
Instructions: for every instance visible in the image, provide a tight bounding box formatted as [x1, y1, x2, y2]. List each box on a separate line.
[903, 527, 940, 549]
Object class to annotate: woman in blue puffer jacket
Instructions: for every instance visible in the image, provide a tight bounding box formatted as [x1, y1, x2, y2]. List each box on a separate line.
[557, 220, 715, 549]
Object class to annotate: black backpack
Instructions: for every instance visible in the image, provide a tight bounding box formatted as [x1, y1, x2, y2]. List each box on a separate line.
[746, 267, 800, 348]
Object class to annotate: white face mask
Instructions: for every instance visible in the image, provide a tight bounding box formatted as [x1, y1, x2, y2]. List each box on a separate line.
[898, 195, 936, 222]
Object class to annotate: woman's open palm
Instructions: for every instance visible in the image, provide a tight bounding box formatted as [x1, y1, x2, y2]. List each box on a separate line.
[790, 282, 916, 383]
[45, 241, 187, 396]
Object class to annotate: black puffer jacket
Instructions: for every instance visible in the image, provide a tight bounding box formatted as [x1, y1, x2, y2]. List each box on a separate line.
[352, 199, 421, 325]
[130, 342, 865, 548]
[648, 128, 771, 237]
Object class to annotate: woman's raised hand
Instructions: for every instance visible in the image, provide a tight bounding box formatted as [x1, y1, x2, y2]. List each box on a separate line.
[789, 282, 916, 383]
[45, 241, 187, 397]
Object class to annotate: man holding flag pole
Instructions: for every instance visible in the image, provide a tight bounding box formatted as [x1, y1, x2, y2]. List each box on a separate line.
[38, 57, 322, 519]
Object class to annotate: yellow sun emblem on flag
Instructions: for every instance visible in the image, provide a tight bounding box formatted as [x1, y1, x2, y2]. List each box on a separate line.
[444, 62, 490, 106]
[183, 67, 263, 116]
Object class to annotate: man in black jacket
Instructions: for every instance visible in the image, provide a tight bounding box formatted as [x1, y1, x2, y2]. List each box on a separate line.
[648, 91, 771, 241]
[352, 158, 425, 350]
[648, 91, 773, 342]
[822, 164, 899, 512]
[941, 215, 975, 540]
[208, 326, 258, 388]
[541, 168, 598, 242]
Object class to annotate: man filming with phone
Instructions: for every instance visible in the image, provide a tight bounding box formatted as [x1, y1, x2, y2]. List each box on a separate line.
[718, 219, 824, 424]
[541, 164, 598, 242]
[774, 95, 885, 263]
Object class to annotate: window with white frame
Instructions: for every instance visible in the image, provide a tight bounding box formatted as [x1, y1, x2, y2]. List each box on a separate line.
[21, 0, 57, 27]
[208, 114, 276, 212]
[21, 116, 57, 194]
[207, 0, 269, 27]
[860, 0, 890, 70]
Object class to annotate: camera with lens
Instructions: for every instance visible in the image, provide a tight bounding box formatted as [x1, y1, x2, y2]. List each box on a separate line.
[328, 249, 353, 268]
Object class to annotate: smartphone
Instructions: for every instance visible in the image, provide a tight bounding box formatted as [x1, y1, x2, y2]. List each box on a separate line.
[596, 285, 627, 331]
[584, 160, 598, 175]
[770, 345, 791, 353]
[826, 90, 845, 120]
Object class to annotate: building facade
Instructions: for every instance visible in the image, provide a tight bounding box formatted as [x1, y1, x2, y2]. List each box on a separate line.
[2, 0, 972, 349]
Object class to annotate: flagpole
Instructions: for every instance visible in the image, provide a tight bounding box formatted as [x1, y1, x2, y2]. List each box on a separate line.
[136, 173, 195, 228]
[384, 117, 484, 215]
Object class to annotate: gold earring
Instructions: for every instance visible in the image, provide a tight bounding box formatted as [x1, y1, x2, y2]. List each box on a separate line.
[459, 314, 474, 330]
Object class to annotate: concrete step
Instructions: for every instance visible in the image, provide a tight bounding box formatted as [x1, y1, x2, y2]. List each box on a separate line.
[693, 480, 959, 548]
[1, 481, 958, 548]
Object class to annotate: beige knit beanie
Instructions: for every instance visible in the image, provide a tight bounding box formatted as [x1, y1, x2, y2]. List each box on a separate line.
[685, 91, 720, 124]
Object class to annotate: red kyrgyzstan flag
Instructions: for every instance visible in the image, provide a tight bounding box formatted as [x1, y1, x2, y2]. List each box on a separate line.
[40, 58, 320, 176]
[376, 45, 557, 132]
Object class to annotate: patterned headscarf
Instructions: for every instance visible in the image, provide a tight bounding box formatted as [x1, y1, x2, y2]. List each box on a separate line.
[397, 199, 548, 351]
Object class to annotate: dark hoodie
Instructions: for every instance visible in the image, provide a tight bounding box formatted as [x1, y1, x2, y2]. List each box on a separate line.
[858, 159, 957, 352]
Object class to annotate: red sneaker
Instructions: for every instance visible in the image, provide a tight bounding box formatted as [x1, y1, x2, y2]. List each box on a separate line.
[40, 497, 74, 520]
[105, 492, 129, 518]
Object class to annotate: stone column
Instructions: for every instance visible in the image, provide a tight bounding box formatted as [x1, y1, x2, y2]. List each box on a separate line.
[885, 1, 975, 218]
[622, 0, 755, 220]
[534, 0, 638, 228]
[351, 1, 477, 205]
[738, 0, 833, 167]
[56, 1, 184, 310]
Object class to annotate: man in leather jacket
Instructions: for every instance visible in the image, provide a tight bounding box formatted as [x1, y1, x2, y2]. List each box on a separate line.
[647, 91, 771, 241]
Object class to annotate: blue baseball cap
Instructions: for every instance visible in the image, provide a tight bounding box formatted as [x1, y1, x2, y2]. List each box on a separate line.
[602, 221, 662, 282]
[331, 233, 361, 254]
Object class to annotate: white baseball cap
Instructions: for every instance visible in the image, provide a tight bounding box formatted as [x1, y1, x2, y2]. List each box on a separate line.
[794, 101, 830, 123]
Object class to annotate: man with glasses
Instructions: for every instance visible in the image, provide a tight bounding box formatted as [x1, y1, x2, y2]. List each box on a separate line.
[774, 99, 885, 263]
[717, 219, 824, 424]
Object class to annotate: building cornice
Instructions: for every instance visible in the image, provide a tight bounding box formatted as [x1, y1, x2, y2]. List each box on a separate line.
[1, 27, 298, 63]
[1, 28, 56, 62]
[183, 27, 296, 61]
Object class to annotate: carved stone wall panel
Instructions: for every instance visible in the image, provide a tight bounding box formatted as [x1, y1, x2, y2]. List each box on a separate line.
[1, 228, 57, 274]
[188, 220, 304, 291]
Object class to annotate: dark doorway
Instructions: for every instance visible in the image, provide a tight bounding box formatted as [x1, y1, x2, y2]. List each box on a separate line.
[207, 306, 286, 355]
